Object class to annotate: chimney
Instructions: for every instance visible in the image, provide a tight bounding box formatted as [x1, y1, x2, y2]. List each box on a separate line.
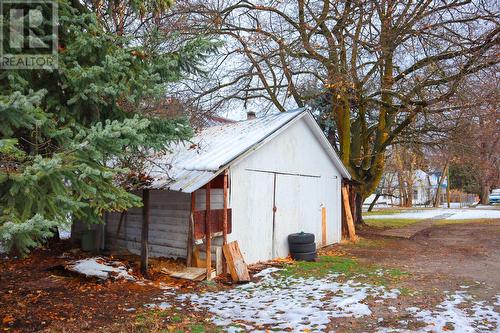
[246, 111, 256, 120]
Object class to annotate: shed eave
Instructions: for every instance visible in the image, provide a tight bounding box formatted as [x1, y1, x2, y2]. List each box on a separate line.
[302, 112, 352, 180]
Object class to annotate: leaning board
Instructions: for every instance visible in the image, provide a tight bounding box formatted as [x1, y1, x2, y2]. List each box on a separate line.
[222, 241, 250, 282]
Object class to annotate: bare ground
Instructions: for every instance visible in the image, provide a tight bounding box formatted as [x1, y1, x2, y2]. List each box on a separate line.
[1, 220, 499, 332]
[346, 220, 500, 294]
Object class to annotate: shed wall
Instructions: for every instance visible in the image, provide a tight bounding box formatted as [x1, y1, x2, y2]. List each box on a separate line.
[105, 189, 223, 258]
[229, 118, 342, 263]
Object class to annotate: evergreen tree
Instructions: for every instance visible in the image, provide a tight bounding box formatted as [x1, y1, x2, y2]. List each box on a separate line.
[0, 1, 217, 255]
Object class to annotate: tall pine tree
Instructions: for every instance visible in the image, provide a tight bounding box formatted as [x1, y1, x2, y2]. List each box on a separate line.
[0, 0, 217, 255]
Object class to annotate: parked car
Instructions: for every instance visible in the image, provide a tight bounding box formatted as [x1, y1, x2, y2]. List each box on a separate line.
[489, 189, 500, 204]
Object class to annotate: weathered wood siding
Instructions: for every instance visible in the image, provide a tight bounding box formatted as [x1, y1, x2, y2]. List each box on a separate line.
[106, 190, 190, 258]
[105, 188, 224, 259]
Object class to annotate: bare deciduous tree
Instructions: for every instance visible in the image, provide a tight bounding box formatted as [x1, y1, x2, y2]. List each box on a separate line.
[447, 73, 500, 204]
[169, 0, 499, 218]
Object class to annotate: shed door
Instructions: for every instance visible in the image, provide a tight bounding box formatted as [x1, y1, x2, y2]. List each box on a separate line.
[322, 176, 341, 244]
[234, 170, 275, 263]
[273, 174, 323, 258]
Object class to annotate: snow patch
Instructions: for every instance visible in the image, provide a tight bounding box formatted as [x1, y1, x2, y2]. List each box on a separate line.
[66, 257, 135, 281]
[143, 302, 171, 310]
[364, 208, 500, 220]
[253, 266, 282, 277]
[444, 209, 500, 220]
[387, 291, 499, 333]
[174, 269, 399, 332]
[388, 306, 398, 313]
[58, 229, 71, 240]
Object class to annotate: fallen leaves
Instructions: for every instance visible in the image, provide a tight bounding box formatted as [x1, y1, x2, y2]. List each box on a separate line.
[0, 245, 162, 332]
[318, 247, 347, 257]
[2, 315, 14, 326]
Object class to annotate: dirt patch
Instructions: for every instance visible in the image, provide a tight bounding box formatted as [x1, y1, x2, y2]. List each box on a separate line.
[341, 220, 500, 296]
[2, 221, 499, 332]
[0, 243, 209, 333]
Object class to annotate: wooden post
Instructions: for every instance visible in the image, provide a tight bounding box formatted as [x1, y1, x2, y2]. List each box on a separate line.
[141, 189, 150, 276]
[205, 182, 212, 280]
[341, 185, 357, 242]
[222, 170, 229, 244]
[222, 169, 229, 274]
[187, 192, 196, 267]
[321, 206, 327, 247]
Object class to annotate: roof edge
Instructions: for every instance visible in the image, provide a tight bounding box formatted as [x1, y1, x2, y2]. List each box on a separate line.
[168, 108, 351, 193]
[174, 109, 308, 193]
[216, 108, 308, 171]
[302, 112, 352, 180]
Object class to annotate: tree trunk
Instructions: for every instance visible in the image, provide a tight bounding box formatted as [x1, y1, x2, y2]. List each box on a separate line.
[368, 193, 381, 212]
[46, 227, 61, 248]
[446, 165, 451, 208]
[480, 183, 490, 205]
[434, 161, 449, 208]
[354, 193, 364, 225]
[406, 181, 413, 207]
[397, 172, 405, 207]
[141, 189, 150, 277]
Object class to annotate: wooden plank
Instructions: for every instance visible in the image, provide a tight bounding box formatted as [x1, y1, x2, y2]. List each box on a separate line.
[193, 209, 232, 239]
[187, 192, 195, 267]
[341, 186, 357, 242]
[205, 182, 212, 280]
[141, 189, 150, 276]
[321, 206, 327, 246]
[115, 211, 126, 237]
[222, 169, 229, 274]
[115, 240, 187, 258]
[192, 246, 205, 268]
[222, 241, 250, 282]
[222, 170, 229, 245]
[169, 267, 206, 281]
[215, 246, 223, 275]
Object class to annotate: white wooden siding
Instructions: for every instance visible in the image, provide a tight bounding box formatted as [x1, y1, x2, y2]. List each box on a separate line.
[273, 174, 322, 258]
[228, 170, 275, 263]
[104, 116, 343, 264]
[229, 117, 343, 263]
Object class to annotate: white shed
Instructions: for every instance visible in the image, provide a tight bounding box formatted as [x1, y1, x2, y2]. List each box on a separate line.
[104, 109, 350, 265]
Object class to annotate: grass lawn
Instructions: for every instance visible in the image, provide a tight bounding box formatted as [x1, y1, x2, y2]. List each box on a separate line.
[435, 218, 500, 226]
[363, 218, 422, 229]
[129, 307, 217, 333]
[279, 255, 408, 286]
[364, 217, 499, 229]
[363, 209, 407, 216]
[126, 221, 499, 333]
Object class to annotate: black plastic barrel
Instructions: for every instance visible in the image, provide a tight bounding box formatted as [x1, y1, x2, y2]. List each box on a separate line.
[288, 232, 317, 261]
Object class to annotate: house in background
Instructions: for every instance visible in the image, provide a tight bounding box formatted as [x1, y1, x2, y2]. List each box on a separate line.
[364, 169, 448, 207]
[75, 110, 350, 267]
